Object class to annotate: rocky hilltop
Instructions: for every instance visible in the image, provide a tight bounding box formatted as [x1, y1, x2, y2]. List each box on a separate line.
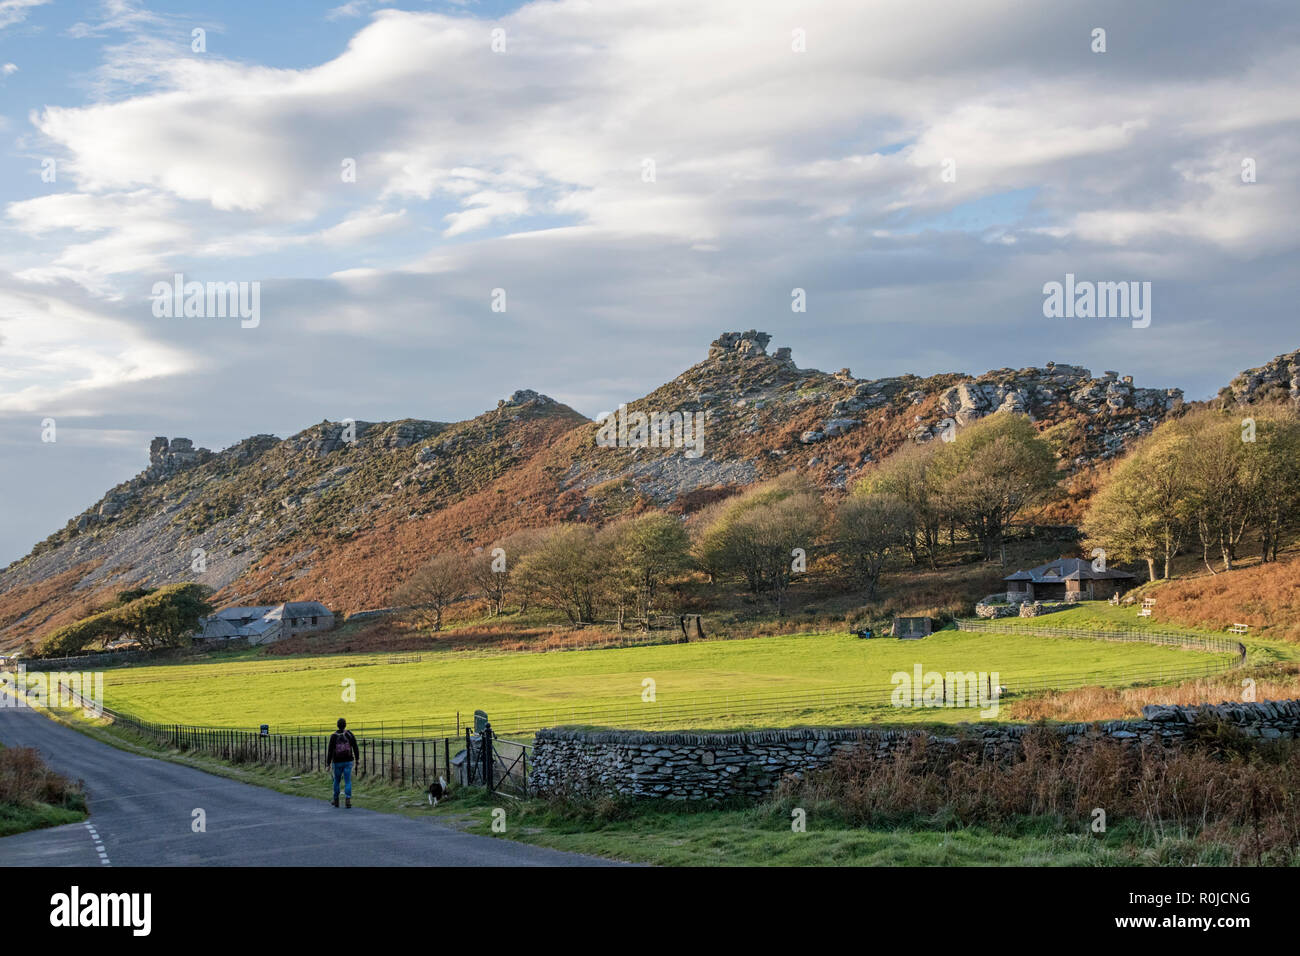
[1221, 347, 1300, 408]
[0, 331, 1291, 651]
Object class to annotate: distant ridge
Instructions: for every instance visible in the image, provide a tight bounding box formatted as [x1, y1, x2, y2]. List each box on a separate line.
[0, 330, 1293, 651]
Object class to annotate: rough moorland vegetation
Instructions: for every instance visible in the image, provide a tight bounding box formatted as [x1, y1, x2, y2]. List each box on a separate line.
[772, 726, 1300, 865]
[0, 744, 87, 837]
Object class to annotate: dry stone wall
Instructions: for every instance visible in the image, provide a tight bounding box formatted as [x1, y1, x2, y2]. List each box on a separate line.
[529, 700, 1300, 801]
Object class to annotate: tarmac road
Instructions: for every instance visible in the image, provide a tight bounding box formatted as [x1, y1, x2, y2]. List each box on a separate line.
[0, 704, 615, 867]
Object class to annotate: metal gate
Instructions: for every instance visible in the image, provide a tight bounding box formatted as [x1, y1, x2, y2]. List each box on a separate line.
[462, 726, 531, 795]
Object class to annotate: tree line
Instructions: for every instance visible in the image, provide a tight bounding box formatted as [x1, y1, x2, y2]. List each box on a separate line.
[1083, 405, 1300, 579]
[398, 412, 1064, 626]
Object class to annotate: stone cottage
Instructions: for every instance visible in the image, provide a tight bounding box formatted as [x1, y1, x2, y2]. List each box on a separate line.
[1004, 558, 1136, 603]
[195, 601, 335, 646]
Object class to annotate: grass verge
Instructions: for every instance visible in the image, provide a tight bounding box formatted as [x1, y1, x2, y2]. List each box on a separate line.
[22, 691, 1299, 867]
[0, 742, 87, 837]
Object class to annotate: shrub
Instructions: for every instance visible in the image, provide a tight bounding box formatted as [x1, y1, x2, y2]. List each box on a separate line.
[0, 746, 86, 811]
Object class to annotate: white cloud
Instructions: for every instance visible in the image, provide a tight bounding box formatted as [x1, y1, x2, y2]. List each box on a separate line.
[2, 0, 1299, 564]
[0, 0, 47, 30]
[0, 277, 196, 412]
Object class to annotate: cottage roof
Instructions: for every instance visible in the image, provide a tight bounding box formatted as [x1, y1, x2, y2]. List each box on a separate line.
[198, 618, 240, 639]
[237, 618, 282, 637]
[1005, 558, 1136, 583]
[281, 601, 333, 617]
[213, 605, 278, 622]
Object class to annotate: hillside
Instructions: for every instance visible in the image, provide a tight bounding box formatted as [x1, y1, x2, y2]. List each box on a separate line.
[1, 330, 1292, 653]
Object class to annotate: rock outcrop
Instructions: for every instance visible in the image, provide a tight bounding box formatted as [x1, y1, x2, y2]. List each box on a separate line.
[146, 436, 210, 479]
[1223, 347, 1300, 408]
[936, 366, 1181, 428]
[708, 329, 772, 358]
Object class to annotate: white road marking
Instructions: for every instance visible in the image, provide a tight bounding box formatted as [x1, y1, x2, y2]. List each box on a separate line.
[84, 821, 111, 866]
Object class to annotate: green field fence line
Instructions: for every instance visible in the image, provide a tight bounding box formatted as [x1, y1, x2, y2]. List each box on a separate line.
[44, 681, 482, 793]
[42, 624, 1244, 750]
[954, 619, 1248, 658]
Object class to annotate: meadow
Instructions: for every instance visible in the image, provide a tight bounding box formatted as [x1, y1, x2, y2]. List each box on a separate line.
[93, 616, 1240, 736]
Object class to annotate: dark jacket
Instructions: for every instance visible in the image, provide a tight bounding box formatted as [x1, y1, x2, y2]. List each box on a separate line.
[326, 729, 359, 765]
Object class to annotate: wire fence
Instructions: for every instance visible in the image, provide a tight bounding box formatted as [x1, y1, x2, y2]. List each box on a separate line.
[202, 623, 1247, 739]
[954, 619, 1248, 658]
[36, 622, 1246, 792]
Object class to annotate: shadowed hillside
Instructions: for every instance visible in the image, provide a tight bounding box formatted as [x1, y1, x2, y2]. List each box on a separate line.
[1, 329, 1292, 652]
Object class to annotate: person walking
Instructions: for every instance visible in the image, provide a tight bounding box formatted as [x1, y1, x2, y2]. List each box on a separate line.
[326, 717, 359, 808]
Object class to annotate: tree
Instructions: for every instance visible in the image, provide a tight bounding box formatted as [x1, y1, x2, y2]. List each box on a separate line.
[395, 552, 470, 632]
[692, 474, 824, 614]
[469, 546, 510, 616]
[1082, 428, 1191, 581]
[833, 492, 913, 599]
[39, 614, 116, 657]
[1180, 410, 1254, 573]
[609, 513, 692, 624]
[858, 441, 942, 567]
[118, 583, 215, 648]
[38, 583, 213, 656]
[928, 413, 1059, 563]
[495, 527, 548, 612]
[514, 524, 610, 624]
[1083, 405, 1300, 579]
[1242, 406, 1300, 563]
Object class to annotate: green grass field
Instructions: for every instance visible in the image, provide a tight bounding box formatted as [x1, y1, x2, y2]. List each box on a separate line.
[984, 602, 1217, 634]
[89, 610, 1239, 736]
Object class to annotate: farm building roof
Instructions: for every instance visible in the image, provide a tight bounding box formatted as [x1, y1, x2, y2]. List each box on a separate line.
[1004, 558, 1136, 583]
[212, 605, 279, 622]
[279, 601, 333, 617]
[197, 618, 240, 639]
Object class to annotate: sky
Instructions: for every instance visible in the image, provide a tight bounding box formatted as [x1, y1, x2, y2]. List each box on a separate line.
[1, 0, 1298, 566]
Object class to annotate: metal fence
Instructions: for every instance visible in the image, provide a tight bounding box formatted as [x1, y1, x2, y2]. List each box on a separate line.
[461, 727, 531, 796]
[51, 681, 529, 794]
[43, 621, 1246, 782]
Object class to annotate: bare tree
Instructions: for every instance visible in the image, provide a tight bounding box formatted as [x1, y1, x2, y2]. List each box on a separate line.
[469, 545, 510, 616]
[514, 524, 610, 624]
[609, 512, 692, 625]
[859, 441, 942, 567]
[395, 552, 470, 632]
[693, 474, 824, 615]
[834, 493, 913, 600]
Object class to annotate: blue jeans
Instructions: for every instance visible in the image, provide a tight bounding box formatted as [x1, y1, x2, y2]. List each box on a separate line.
[332, 761, 353, 799]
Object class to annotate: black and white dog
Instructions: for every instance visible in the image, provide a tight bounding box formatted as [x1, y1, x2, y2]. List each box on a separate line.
[427, 776, 448, 806]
